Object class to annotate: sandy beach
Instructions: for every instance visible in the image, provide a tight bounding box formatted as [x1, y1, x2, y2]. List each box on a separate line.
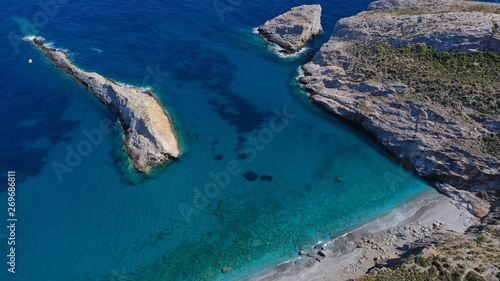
[248, 191, 478, 281]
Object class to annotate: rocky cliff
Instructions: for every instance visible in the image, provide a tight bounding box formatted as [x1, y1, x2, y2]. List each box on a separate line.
[32, 38, 181, 172]
[298, 0, 500, 218]
[258, 4, 323, 54]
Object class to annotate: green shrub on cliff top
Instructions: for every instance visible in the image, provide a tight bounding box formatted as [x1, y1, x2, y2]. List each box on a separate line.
[345, 41, 500, 115]
[476, 234, 487, 243]
[464, 270, 486, 281]
[481, 133, 500, 158]
[359, 264, 486, 281]
[417, 256, 431, 267]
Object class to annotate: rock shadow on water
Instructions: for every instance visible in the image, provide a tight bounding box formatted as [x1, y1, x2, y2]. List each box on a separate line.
[210, 140, 219, 151]
[237, 153, 249, 160]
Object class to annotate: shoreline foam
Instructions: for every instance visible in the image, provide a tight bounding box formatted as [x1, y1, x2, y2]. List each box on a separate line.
[248, 191, 477, 280]
[253, 27, 310, 58]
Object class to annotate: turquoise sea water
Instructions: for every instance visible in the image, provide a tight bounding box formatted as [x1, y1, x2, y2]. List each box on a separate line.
[5, 0, 496, 280]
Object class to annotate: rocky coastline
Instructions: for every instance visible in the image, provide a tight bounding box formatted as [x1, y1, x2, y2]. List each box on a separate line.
[298, 0, 500, 218]
[258, 4, 323, 54]
[251, 193, 500, 281]
[251, 0, 500, 280]
[31, 38, 181, 172]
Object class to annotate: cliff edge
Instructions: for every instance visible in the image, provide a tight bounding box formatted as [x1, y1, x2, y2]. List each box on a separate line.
[32, 38, 181, 172]
[299, 0, 500, 218]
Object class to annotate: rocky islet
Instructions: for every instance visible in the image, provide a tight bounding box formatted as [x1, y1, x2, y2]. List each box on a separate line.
[258, 4, 323, 54]
[31, 38, 182, 172]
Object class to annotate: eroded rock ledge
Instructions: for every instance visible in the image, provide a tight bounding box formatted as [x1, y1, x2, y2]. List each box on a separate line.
[299, 0, 500, 218]
[32, 38, 181, 172]
[258, 4, 323, 54]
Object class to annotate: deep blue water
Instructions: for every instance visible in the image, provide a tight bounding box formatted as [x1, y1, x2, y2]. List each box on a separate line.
[0, 0, 483, 280]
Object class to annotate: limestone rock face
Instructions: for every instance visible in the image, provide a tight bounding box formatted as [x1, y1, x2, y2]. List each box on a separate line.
[258, 4, 323, 54]
[299, 0, 500, 216]
[333, 7, 500, 52]
[32, 38, 181, 172]
[436, 183, 491, 218]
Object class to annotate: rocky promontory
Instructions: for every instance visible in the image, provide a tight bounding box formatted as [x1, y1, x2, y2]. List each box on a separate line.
[299, 0, 500, 218]
[258, 4, 323, 54]
[32, 38, 181, 172]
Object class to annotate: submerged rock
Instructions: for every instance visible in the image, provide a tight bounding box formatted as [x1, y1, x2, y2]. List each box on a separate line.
[221, 267, 231, 273]
[201, 267, 217, 279]
[237, 153, 249, 159]
[258, 4, 323, 54]
[31, 38, 181, 172]
[260, 175, 273, 181]
[250, 239, 263, 248]
[243, 171, 259, 181]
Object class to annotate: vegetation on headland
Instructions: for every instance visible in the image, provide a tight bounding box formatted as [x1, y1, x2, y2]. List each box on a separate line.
[481, 133, 500, 158]
[345, 41, 500, 158]
[358, 215, 500, 281]
[345, 41, 500, 115]
[358, 212, 500, 281]
[364, 2, 500, 16]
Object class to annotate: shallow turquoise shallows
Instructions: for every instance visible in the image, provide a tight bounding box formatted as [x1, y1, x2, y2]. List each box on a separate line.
[1, 0, 483, 280]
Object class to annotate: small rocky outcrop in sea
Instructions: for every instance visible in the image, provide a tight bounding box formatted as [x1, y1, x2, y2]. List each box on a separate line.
[258, 4, 323, 54]
[31, 38, 182, 172]
[299, 0, 500, 217]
